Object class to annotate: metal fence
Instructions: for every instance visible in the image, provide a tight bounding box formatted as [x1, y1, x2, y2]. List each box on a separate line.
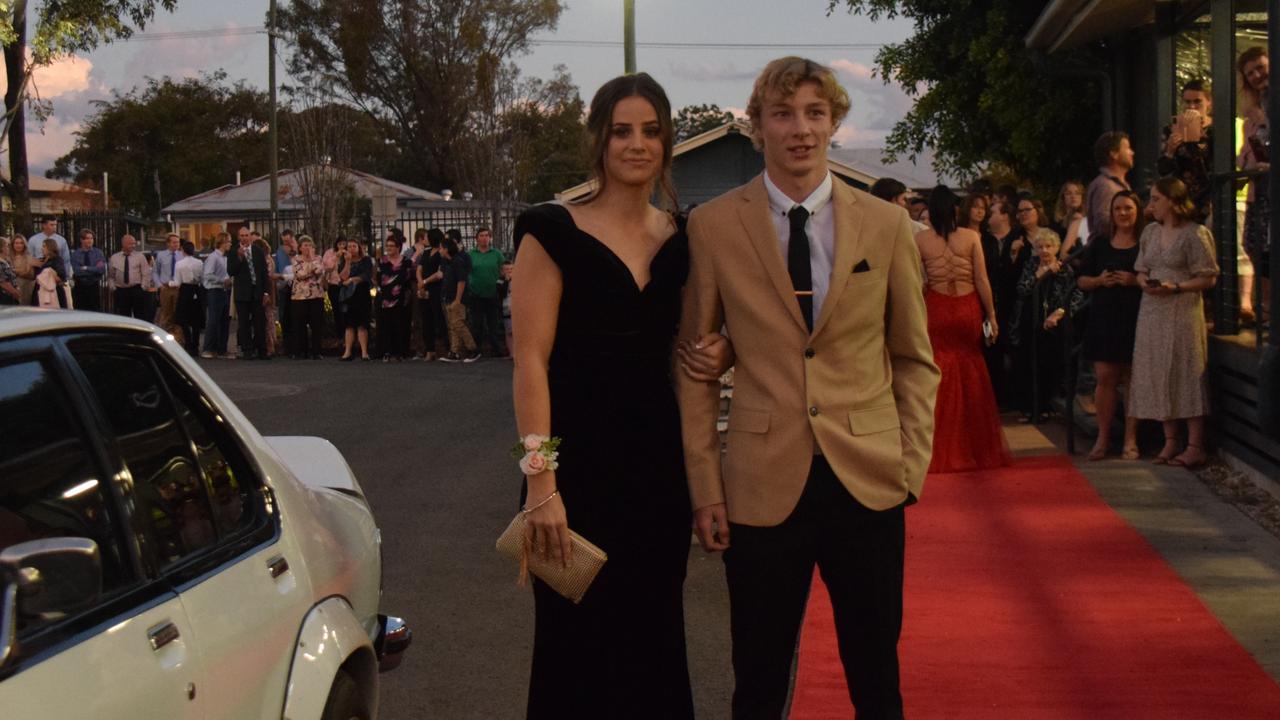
[4, 210, 152, 259]
[232, 200, 528, 257]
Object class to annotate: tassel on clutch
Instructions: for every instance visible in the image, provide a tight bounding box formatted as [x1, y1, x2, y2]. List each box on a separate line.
[496, 512, 607, 604]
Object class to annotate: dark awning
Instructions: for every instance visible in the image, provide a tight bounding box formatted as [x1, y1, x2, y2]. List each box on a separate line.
[1026, 0, 1157, 53]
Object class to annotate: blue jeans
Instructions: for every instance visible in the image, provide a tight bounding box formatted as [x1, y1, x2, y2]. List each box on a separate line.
[203, 288, 230, 353]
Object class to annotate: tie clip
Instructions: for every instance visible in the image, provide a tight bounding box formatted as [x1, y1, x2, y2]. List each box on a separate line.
[794, 290, 814, 296]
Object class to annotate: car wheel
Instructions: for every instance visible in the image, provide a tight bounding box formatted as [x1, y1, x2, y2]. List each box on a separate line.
[320, 668, 368, 720]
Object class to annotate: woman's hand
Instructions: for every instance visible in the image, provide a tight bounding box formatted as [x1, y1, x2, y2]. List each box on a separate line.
[677, 333, 735, 381]
[1143, 282, 1173, 297]
[1112, 270, 1137, 287]
[1043, 309, 1065, 330]
[984, 315, 999, 345]
[523, 483, 571, 569]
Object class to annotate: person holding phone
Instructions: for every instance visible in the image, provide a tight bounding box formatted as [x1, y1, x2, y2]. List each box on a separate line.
[1131, 178, 1219, 468]
[1077, 191, 1144, 460]
[1159, 79, 1214, 224]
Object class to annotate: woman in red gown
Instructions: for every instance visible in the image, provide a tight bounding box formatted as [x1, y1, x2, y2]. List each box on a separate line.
[915, 185, 1011, 472]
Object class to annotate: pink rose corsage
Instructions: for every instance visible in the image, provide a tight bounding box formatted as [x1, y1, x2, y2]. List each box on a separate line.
[512, 434, 561, 476]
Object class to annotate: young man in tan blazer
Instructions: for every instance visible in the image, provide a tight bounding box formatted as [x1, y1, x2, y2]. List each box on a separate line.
[676, 57, 940, 719]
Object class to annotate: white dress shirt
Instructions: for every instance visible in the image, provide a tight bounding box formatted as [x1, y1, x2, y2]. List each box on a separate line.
[763, 170, 836, 323]
[175, 255, 204, 285]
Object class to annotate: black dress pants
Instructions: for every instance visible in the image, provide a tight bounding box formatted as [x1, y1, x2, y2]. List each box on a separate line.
[467, 294, 507, 354]
[724, 456, 905, 720]
[72, 283, 101, 311]
[113, 286, 143, 318]
[236, 298, 267, 357]
[291, 298, 324, 357]
[377, 304, 410, 358]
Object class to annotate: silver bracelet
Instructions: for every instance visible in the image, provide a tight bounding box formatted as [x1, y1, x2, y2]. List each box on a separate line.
[522, 490, 560, 515]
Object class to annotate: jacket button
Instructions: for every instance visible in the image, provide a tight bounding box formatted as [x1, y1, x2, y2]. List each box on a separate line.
[804, 347, 815, 358]
[809, 406, 819, 417]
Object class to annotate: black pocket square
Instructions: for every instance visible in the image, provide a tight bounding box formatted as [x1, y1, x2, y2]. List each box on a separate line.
[852, 259, 871, 273]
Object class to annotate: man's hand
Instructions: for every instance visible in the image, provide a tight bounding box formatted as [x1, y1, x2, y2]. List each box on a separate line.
[693, 503, 730, 552]
[677, 333, 735, 382]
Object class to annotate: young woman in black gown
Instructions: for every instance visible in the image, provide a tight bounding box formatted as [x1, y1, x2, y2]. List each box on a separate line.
[510, 74, 730, 719]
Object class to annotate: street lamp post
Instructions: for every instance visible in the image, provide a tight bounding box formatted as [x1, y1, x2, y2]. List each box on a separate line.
[269, 0, 279, 244]
[624, 0, 635, 74]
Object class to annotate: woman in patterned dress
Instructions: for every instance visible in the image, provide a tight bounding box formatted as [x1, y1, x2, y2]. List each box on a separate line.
[1130, 177, 1219, 467]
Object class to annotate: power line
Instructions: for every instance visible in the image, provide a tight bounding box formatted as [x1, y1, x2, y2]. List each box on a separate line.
[531, 39, 885, 50]
[117, 27, 264, 41]
[115, 26, 884, 50]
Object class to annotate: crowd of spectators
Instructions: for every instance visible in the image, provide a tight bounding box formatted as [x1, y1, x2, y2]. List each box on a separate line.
[0, 222, 514, 366]
[868, 50, 1272, 466]
[905, 119, 1237, 466]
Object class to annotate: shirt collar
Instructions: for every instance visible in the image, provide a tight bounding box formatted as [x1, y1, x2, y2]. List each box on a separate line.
[764, 171, 833, 218]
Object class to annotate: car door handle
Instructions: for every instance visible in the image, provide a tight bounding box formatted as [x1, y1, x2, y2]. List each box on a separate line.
[148, 621, 180, 651]
[267, 555, 289, 579]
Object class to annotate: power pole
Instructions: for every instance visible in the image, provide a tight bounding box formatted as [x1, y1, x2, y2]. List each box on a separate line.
[268, 0, 279, 244]
[624, 0, 635, 74]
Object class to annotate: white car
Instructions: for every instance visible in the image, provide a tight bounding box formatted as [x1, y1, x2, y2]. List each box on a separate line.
[0, 309, 409, 719]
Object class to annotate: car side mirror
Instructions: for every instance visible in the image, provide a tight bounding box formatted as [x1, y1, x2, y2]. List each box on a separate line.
[1, 538, 101, 667]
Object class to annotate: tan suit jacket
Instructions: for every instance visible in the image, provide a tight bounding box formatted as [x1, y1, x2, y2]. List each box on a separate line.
[677, 175, 940, 527]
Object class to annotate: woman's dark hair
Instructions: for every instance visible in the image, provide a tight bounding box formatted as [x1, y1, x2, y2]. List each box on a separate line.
[958, 192, 987, 230]
[869, 177, 907, 202]
[927, 185, 959, 237]
[442, 237, 460, 256]
[445, 228, 462, 243]
[427, 228, 445, 248]
[1153, 176, 1198, 221]
[582, 72, 678, 210]
[385, 235, 402, 250]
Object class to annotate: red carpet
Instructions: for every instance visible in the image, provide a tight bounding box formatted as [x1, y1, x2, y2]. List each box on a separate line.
[789, 455, 1280, 718]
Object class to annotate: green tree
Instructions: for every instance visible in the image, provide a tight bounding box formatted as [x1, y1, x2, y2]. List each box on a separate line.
[827, 0, 1104, 192]
[49, 73, 271, 217]
[674, 103, 736, 143]
[278, 0, 564, 198]
[503, 65, 587, 202]
[3, 0, 178, 230]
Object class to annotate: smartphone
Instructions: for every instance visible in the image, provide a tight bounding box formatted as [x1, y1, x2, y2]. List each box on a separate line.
[1145, 279, 1161, 288]
[1180, 111, 1203, 143]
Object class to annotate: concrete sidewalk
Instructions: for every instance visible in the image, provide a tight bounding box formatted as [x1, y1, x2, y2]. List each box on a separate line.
[1009, 420, 1280, 683]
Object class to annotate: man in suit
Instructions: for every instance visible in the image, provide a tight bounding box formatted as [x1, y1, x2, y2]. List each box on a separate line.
[226, 226, 270, 360]
[676, 57, 939, 719]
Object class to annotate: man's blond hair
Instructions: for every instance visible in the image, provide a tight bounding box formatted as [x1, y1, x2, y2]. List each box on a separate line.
[746, 57, 852, 150]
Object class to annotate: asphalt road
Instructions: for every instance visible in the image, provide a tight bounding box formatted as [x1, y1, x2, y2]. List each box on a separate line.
[199, 357, 734, 719]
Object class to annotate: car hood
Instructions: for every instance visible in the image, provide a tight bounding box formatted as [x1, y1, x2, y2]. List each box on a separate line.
[264, 436, 367, 499]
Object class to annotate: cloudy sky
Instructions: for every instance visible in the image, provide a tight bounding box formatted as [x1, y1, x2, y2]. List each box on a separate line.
[21, 0, 916, 178]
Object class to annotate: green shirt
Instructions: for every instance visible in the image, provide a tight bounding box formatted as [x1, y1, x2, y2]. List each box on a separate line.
[467, 247, 505, 299]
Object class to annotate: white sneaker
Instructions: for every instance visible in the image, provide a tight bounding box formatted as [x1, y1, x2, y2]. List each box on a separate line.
[462, 352, 482, 363]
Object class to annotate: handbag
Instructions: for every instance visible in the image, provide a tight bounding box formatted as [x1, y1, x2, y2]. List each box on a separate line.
[495, 512, 607, 604]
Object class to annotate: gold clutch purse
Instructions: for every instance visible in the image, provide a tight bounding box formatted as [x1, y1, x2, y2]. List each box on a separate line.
[495, 512, 607, 604]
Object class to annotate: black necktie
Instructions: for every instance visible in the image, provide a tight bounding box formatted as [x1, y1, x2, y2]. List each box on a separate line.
[123, 253, 131, 285]
[787, 205, 813, 331]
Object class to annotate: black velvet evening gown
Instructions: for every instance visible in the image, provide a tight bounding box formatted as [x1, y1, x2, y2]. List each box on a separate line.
[513, 203, 694, 720]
